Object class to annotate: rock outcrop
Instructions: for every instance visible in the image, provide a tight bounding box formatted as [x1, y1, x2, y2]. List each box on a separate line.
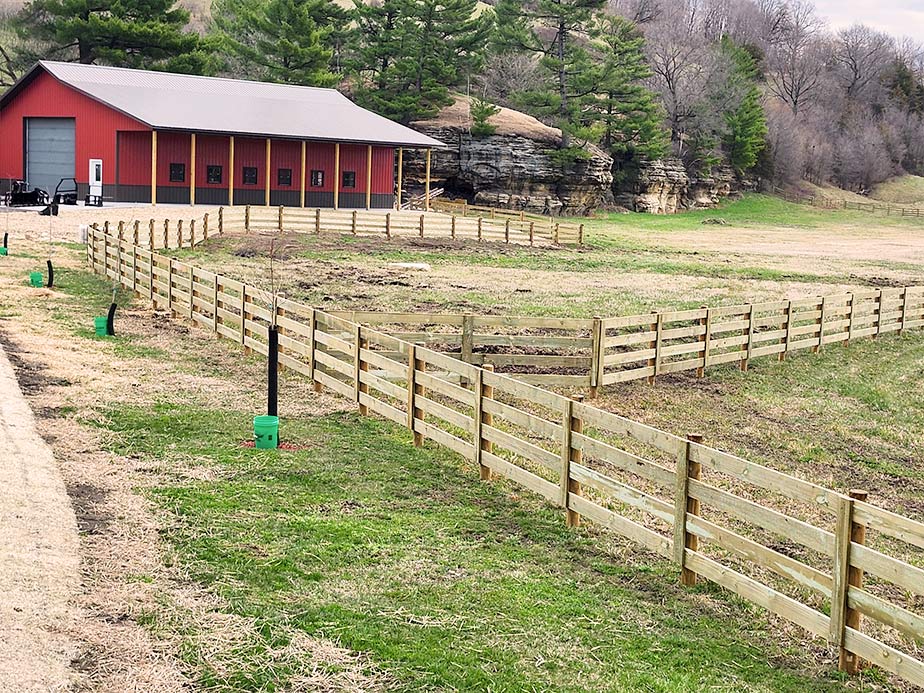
[407, 98, 613, 216]
[616, 159, 749, 214]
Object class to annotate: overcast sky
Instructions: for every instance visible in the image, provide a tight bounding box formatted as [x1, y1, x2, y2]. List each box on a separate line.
[813, 0, 924, 38]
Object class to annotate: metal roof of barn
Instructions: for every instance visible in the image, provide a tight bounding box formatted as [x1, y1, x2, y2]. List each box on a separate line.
[1, 61, 445, 149]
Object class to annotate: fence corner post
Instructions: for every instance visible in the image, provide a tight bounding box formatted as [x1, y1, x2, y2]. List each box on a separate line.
[674, 433, 703, 586]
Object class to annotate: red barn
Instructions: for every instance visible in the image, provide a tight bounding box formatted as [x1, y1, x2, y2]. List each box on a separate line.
[0, 61, 443, 208]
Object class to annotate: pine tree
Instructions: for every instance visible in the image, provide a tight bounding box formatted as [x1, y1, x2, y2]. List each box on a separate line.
[16, 0, 208, 72]
[720, 39, 767, 175]
[212, 0, 346, 87]
[350, 0, 492, 124]
[586, 15, 667, 160]
[494, 0, 606, 149]
[470, 95, 500, 137]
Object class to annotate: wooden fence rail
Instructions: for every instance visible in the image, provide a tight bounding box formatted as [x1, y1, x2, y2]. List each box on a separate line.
[424, 198, 586, 243]
[86, 224, 924, 689]
[773, 186, 924, 217]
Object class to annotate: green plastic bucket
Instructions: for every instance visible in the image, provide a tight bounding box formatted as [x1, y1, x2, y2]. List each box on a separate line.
[254, 415, 279, 449]
[94, 316, 109, 337]
[0, 247, 7, 256]
[29, 271, 43, 287]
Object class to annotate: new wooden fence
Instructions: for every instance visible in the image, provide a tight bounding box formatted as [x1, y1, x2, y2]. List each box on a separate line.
[86, 223, 924, 688]
[95, 204, 583, 247]
[426, 198, 585, 244]
[330, 289, 924, 395]
[773, 186, 924, 218]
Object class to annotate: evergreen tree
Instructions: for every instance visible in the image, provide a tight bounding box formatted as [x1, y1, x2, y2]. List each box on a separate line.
[212, 0, 346, 87]
[15, 0, 208, 72]
[720, 38, 767, 175]
[350, 0, 492, 124]
[586, 15, 667, 160]
[470, 95, 500, 137]
[494, 0, 606, 149]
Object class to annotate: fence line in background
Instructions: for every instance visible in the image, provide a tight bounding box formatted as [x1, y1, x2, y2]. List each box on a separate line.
[773, 186, 924, 218]
[96, 204, 584, 248]
[86, 224, 924, 689]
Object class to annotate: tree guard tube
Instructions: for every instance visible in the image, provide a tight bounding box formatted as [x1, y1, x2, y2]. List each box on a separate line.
[106, 302, 117, 336]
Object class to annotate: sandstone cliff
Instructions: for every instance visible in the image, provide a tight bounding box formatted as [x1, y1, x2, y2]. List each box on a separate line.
[407, 98, 613, 216]
[615, 159, 749, 214]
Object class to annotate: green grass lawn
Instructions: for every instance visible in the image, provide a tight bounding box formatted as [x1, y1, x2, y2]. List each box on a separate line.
[92, 403, 854, 692]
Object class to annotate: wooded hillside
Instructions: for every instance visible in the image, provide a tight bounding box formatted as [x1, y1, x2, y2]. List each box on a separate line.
[2, 0, 923, 196]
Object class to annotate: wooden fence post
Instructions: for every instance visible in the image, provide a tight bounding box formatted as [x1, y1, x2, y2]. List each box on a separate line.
[187, 265, 194, 319]
[697, 307, 710, 377]
[504, 219, 510, 243]
[189, 219, 196, 248]
[873, 290, 883, 338]
[675, 433, 703, 586]
[781, 300, 794, 361]
[245, 205, 251, 231]
[529, 221, 534, 246]
[132, 220, 140, 245]
[590, 316, 603, 398]
[218, 207, 223, 235]
[648, 312, 661, 384]
[900, 287, 910, 334]
[461, 315, 474, 365]
[410, 347, 426, 447]
[554, 223, 560, 244]
[419, 214, 425, 238]
[846, 293, 856, 343]
[477, 217, 483, 242]
[451, 215, 456, 240]
[814, 296, 827, 353]
[741, 303, 755, 372]
[355, 324, 368, 415]
[239, 287, 247, 347]
[163, 219, 169, 248]
[148, 219, 155, 249]
[832, 489, 868, 675]
[315, 208, 321, 234]
[278, 206, 284, 231]
[310, 309, 320, 391]
[148, 251, 155, 304]
[385, 212, 391, 239]
[565, 395, 584, 527]
[352, 210, 358, 235]
[177, 219, 183, 248]
[578, 224, 585, 245]
[203, 213, 209, 241]
[212, 277, 220, 332]
[167, 259, 174, 315]
[479, 364, 494, 480]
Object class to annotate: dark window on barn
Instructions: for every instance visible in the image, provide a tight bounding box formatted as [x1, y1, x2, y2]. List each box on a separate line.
[242, 166, 258, 185]
[169, 163, 185, 183]
[206, 165, 223, 184]
[342, 171, 356, 189]
[310, 170, 324, 187]
[277, 168, 292, 187]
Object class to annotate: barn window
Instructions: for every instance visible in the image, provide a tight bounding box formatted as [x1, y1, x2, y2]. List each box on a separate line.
[277, 168, 292, 187]
[342, 171, 356, 189]
[206, 165, 223, 184]
[242, 166, 258, 185]
[310, 170, 324, 187]
[169, 163, 185, 183]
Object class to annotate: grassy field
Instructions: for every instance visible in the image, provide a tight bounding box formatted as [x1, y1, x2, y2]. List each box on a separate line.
[871, 175, 924, 205]
[2, 194, 922, 690]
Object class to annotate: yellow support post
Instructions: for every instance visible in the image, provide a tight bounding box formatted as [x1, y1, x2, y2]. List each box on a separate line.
[334, 142, 340, 210]
[425, 148, 432, 210]
[264, 138, 271, 207]
[228, 136, 235, 206]
[150, 130, 158, 206]
[300, 141, 307, 208]
[366, 144, 373, 210]
[189, 132, 196, 206]
[396, 147, 403, 210]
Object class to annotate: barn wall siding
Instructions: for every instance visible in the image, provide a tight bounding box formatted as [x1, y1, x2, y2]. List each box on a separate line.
[0, 70, 147, 187]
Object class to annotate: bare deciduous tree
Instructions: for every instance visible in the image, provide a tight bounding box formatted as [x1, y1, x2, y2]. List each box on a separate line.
[765, 0, 826, 115]
[833, 24, 893, 102]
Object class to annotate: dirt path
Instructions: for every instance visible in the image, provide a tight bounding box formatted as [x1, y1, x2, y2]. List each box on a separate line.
[0, 340, 79, 692]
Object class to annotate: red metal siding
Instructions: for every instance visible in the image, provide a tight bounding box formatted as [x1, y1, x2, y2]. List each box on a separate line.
[234, 137, 265, 189]
[157, 132, 191, 188]
[269, 140, 301, 191]
[0, 69, 147, 185]
[196, 135, 230, 188]
[306, 142, 336, 192]
[339, 144, 368, 193]
[117, 131, 151, 185]
[372, 146, 394, 194]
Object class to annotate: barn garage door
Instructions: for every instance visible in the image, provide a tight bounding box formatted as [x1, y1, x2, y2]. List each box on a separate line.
[25, 118, 75, 195]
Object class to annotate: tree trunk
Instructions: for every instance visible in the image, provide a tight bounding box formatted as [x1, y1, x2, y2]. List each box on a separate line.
[558, 18, 570, 149]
